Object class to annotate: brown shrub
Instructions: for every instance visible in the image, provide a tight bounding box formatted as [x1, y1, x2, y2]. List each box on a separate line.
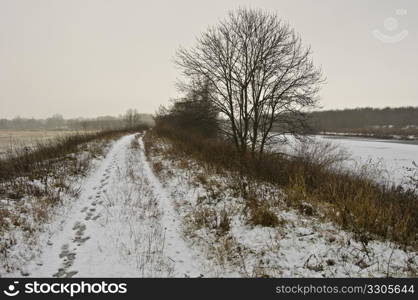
[246, 198, 280, 228]
[152, 162, 163, 175]
[191, 206, 218, 230]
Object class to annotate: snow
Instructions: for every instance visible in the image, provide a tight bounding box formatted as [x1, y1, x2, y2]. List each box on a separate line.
[148, 137, 418, 278]
[4, 133, 207, 277]
[2, 132, 417, 278]
[318, 135, 418, 185]
[273, 135, 418, 186]
[137, 137, 205, 277]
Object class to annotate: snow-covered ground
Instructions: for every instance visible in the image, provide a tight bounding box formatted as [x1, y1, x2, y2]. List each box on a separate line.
[3, 133, 208, 277]
[2, 132, 417, 278]
[146, 135, 418, 277]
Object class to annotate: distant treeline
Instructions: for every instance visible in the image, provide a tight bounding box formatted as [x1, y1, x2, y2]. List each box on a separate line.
[0, 110, 154, 131]
[309, 107, 418, 131]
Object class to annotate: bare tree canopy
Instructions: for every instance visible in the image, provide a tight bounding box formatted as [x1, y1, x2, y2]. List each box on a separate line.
[155, 78, 220, 138]
[124, 109, 148, 128]
[176, 8, 324, 155]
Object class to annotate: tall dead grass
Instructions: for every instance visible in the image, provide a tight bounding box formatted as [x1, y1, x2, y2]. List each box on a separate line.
[151, 125, 418, 249]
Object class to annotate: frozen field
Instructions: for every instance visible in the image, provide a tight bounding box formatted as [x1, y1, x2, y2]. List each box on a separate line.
[280, 135, 418, 186]
[320, 135, 417, 185]
[0, 130, 86, 157]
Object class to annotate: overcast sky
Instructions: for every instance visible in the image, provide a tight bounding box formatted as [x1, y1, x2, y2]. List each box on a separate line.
[0, 0, 417, 118]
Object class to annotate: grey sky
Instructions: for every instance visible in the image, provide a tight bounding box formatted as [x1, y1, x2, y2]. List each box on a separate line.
[0, 0, 417, 118]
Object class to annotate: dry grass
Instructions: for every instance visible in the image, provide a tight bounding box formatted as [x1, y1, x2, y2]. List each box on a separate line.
[144, 131, 287, 275]
[152, 161, 164, 175]
[151, 125, 418, 249]
[245, 197, 281, 228]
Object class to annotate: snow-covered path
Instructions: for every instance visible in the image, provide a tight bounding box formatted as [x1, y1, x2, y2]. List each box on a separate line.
[23, 133, 205, 277]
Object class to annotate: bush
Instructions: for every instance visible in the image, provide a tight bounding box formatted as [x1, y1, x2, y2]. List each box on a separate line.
[247, 202, 280, 227]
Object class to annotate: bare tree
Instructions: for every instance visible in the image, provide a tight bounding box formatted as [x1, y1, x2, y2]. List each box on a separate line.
[124, 109, 141, 128]
[45, 114, 65, 129]
[155, 78, 219, 137]
[176, 8, 324, 155]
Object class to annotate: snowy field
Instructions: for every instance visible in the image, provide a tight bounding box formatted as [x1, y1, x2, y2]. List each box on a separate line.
[276, 135, 418, 186]
[319, 135, 417, 185]
[0, 130, 86, 158]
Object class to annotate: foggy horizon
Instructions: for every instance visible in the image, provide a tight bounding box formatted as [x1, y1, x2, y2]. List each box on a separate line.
[1, 0, 417, 119]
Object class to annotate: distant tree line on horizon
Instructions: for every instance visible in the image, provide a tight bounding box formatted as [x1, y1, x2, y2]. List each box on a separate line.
[0, 110, 154, 131]
[308, 106, 418, 131]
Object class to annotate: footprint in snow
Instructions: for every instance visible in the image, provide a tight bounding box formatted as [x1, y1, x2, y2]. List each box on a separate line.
[65, 270, 78, 278]
[57, 244, 77, 272]
[74, 236, 90, 245]
[72, 222, 81, 230]
[53, 268, 78, 278]
[85, 212, 93, 221]
[73, 222, 90, 245]
[73, 223, 86, 234]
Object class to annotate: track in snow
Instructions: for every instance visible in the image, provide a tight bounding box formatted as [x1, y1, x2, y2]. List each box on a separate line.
[24, 133, 205, 277]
